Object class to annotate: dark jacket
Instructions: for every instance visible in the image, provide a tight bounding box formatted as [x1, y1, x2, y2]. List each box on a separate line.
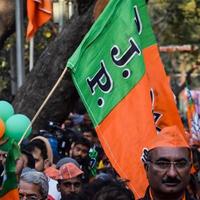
[139, 187, 197, 200]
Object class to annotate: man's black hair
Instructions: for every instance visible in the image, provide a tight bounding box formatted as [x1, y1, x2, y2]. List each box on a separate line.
[26, 139, 48, 160]
[80, 124, 97, 137]
[21, 149, 35, 168]
[93, 181, 135, 200]
[73, 136, 91, 149]
[83, 179, 135, 200]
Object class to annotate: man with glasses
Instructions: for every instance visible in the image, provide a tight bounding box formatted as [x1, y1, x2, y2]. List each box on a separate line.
[140, 126, 195, 200]
[56, 162, 84, 199]
[19, 169, 49, 200]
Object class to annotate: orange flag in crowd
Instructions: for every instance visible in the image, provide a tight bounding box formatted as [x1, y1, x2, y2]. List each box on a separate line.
[93, 0, 185, 135]
[26, 0, 52, 39]
[67, 0, 157, 198]
[67, 0, 185, 198]
[143, 45, 185, 134]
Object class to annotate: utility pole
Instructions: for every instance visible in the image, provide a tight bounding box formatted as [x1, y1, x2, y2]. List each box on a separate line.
[15, 0, 25, 88]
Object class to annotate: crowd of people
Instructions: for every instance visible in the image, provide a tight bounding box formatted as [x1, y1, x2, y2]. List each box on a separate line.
[15, 111, 135, 200]
[2, 110, 200, 200]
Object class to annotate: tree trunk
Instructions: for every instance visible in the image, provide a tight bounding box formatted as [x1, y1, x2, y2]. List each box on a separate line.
[13, 4, 95, 133]
[0, 0, 16, 48]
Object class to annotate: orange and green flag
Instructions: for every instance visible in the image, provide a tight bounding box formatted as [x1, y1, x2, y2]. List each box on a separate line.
[92, 0, 185, 134]
[67, 0, 158, 198]
[67, 0, 185, 198]
[0, 138, 20, 200]
[26, 0, 52, 39]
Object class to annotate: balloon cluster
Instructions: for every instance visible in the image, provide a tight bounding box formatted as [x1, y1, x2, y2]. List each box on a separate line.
[0, 101, 32, 142]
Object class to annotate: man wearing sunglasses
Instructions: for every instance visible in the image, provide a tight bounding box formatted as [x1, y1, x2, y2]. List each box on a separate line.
[140, 126, 195, 200]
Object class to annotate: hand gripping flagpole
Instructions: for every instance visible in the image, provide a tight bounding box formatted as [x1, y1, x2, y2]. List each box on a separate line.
[18, 67, 68, 145]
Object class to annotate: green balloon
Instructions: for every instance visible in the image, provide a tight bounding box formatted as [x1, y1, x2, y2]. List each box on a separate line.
[0, 101, 14, 121]
[5, 114, 32, 142]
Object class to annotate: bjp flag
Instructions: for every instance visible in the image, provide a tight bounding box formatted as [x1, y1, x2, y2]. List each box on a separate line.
[26, 0, 52, 39]
[67, 0, 159, 198]
[93, 0, 185, 134]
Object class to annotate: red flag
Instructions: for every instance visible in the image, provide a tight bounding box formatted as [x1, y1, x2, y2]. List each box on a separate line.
[26, 0, 52, 39]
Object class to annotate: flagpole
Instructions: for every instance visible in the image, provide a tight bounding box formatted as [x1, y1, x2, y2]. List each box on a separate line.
[18, 67, 68, 145]
[29, 37, 34, 71]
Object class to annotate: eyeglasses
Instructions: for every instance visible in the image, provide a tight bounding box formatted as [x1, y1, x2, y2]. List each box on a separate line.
[148, 160, 191, 170]
[19, 194, 43, 200]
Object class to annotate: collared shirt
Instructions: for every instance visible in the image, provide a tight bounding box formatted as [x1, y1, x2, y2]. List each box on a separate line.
[138, 187, 197, 200]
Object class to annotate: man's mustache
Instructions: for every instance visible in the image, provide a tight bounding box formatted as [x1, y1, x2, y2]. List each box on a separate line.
[162, 177, 181, 184]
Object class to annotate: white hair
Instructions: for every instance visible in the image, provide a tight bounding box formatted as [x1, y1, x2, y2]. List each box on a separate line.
[20, 170, 49, 199]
